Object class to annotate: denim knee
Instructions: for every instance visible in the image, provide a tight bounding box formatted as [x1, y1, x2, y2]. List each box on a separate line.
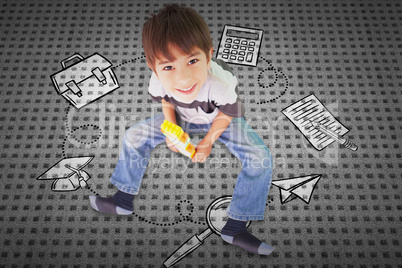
[244, 146, 272, 177]
[123, 124, 149, 148]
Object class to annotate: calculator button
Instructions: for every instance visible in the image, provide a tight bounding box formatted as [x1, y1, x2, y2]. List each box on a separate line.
[238, 56, 244, 61]
[240, 46, 246, 50]
[231, 50, 238, 55]
[226, 38, 232, 43]
[249, 41, 255, 46]
[230, 55, 237, 60]
[246, 52, 253, 62]
[224, 44, 231, 48]
[223, 49, 230, 54]
[222, 54, 229, 59]
[248, 47, 254, 52]
[232, 45, 239, 49]
[234, 39, 240, 44]
[241, 40, 248, 45]
[239, 51, 245, 56]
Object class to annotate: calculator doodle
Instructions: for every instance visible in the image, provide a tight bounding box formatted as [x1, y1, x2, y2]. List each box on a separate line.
[216, 25, 263, 67]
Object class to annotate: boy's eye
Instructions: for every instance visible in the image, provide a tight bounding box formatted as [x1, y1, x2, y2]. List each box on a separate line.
[163, 66, 173, 71]
[189, 59, 198, 65]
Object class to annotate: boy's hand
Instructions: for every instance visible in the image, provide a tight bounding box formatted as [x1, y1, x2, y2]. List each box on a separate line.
[192, 138, 212, 163]
[166, 136, 179, 153]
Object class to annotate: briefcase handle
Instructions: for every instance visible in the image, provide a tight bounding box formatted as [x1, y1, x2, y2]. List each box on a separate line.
[61, 53, 84, 69]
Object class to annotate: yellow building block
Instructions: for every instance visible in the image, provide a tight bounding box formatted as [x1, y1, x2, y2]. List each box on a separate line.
[161, 120, 196, 158]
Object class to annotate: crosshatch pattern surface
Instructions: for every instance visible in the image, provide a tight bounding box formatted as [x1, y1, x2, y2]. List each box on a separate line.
[0, 0, 401, 267]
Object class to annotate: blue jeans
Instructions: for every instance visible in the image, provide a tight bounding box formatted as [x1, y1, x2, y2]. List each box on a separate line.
[110, 113, 272, 221]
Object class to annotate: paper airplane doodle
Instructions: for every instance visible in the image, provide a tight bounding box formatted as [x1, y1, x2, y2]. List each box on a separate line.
[37, 156, 94, 191]
[271, 174, 322, 204]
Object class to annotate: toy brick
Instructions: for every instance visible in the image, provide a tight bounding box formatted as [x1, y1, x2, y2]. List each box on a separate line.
[161, 120, 196, 158]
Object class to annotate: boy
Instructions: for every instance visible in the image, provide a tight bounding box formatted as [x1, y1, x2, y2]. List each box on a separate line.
[90, 4, 274, 255]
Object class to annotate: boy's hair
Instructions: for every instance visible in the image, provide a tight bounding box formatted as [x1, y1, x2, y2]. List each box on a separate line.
[142, 4, 213, 71]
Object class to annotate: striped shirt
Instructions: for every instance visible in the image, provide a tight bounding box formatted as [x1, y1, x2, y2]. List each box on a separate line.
[148, 58, 244, 124]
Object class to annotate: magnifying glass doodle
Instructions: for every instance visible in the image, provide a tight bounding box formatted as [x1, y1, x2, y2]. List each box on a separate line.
[163, 196, 251, 267]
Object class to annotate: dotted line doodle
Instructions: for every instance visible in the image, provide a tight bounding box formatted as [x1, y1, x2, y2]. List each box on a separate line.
[133, 199, 206, 227]
[112, 55, 146, 70]
[258, 67, 279, 88]
[86, 185, 99, 196]
[70, 124, 102, 145]
[266, 198, 274, 206]
[61, 106, 71, 158]
[257, 56, 289, 104]
[85, 180, 206, 226]
[61, 106, 102, 158]
[64, 106, 72, 134]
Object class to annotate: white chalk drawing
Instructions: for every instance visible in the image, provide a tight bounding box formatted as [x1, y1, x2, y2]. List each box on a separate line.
[216, 25, 263, 67]
[282, 94, 357, 151]
[310, 121, 358, 151]
[256, 56, 289, 104]
[272, 174, 322, 204]
[163, 196, 251, 267]
[36, 156, 94, 192]
[51, 53, 120, 109]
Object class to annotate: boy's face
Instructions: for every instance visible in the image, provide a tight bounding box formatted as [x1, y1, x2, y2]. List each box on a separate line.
[151, 45, 213, 103]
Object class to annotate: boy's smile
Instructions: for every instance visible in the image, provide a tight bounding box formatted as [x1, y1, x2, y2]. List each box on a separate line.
[152, 44, 213, 103]
[176, 83, 197, 95]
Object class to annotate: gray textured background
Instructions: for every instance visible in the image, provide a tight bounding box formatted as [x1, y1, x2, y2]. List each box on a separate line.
[0, 0, 401, 267]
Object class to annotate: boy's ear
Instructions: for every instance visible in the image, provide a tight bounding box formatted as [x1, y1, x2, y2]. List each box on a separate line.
[207, 47, 214, 69]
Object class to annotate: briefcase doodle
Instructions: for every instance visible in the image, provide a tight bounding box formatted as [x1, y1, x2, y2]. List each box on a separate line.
[51, 53, 120, 109]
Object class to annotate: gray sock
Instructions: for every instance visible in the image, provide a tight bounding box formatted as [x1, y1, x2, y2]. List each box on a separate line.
[221, 218, 274, 255]
[89, 196, 133, 215]
[221, 231, 274, 255]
